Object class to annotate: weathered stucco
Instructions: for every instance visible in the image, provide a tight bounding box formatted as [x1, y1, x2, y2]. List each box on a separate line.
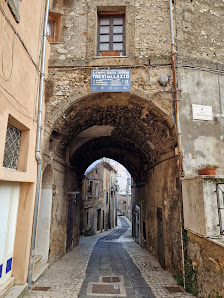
[0, 0, 50, 287]
[179, 69, 224, 176]
[182, 177, 224, 237]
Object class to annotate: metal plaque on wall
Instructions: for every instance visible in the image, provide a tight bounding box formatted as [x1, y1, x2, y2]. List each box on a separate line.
[192, 104, 213, 121]
[91, 69, 131, 92]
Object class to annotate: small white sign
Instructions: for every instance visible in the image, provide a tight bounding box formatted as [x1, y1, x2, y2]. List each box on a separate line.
[192, 104, 213, 121]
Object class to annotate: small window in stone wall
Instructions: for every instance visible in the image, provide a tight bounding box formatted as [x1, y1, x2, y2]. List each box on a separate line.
[47, 11, 62, 43]
[47, 17, 56, 42]
[106, 191, 108, 204]
[3, 124, 21, 170]
[6, 0, 22, 23]
[97, 12, 125, 56]
[95, 182, 99, 198]
[88, 180, 93, 196]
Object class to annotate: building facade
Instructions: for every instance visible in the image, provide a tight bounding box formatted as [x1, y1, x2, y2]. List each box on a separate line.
[41, 0, 224, 296]
[81, 160, 117, 235]
[0, 0, 221, 296]
[117, 178, 132, 220]
[0, 0, 50, 294]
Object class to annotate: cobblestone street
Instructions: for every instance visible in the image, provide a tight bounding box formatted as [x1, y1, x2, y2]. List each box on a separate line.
[25, 217, 193, 298]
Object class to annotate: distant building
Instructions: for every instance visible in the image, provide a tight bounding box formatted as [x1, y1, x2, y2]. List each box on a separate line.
[117, 178, 132, 221]
[81, 161, 117, 235]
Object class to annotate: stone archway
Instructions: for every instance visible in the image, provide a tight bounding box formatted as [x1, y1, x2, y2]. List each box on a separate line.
[43, 91, 181, 272]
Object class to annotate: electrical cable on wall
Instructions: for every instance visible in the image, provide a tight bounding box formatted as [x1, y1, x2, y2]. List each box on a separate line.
[0, 2, 39, 72]
[1, 0, 15, 81]
[0, 84, 33, 120]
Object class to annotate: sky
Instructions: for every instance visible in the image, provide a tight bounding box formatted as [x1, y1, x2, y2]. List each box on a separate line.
[85, 158, 131, 193]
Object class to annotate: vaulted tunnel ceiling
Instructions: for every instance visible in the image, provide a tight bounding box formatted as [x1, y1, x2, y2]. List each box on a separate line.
[70, 136, 145, 182]
[48, 92, 177, 182]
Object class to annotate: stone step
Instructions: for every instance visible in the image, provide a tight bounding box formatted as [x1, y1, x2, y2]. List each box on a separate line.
[4, 283, 27, 298]
[32, 263, 49, 283]
[0, 277, 15, 298]
[34, 255, 42, 269]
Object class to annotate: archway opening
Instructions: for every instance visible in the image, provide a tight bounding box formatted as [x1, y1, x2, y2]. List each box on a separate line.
[44, 92, 181, 272]
[80, 158, 132, 237]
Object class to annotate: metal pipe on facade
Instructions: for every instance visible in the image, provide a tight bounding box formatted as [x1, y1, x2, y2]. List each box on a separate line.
[218, 74, 224, 140]
[27, 0, 50, 288]
[169, 0, 186, 288]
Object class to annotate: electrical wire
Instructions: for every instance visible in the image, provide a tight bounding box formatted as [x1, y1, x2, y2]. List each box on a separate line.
[1, 32, 15, 80]
[0, 2, 39, 72]
[33, 0, 47, 121]
[1, 0, 15, 81]
[0, 83, 34, 120]
[177, 64, 224, 75]
[46, 64, 172, 81]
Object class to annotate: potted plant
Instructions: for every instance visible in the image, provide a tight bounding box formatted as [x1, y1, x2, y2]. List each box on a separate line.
[198, 164, 220, 175]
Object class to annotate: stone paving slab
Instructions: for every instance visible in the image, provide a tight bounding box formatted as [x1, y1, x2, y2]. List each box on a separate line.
[78, 217, 155, 298]
[24, 217, 194, 298]
[24, 230, 113, 298]
[122, 218, 193, 298]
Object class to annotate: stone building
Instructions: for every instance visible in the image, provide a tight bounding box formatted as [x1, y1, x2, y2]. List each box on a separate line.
[0, 0, 221, 296]
[40, 0, 224, 295]
[81, 160, 117, 235]
[0, 0, 50, 295]
[117, 178, 132, 220]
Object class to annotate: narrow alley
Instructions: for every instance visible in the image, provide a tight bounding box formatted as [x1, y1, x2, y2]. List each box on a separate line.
[23, 218, 193, 298]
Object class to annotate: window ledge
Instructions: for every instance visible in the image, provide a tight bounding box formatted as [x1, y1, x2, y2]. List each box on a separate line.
[187, 229, 224, 248]
[49, 42, 63, 45]
[208, 236, 224, 248]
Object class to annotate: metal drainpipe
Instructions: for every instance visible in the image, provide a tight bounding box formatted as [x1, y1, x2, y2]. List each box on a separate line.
[218, 74, 224, 140]
[169, 0, 186, 288]
[27, 0, 50, 288]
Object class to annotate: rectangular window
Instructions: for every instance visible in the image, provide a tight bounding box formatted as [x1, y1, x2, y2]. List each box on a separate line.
[47, 17, 56, 42]
[97, 13, 125, 56]
[106, 191, 108, 205]
[95, 182, 99, 198]
[46, 11, 63, 43]
[88, 180, 93, 196]
[3, 124, 21, 170]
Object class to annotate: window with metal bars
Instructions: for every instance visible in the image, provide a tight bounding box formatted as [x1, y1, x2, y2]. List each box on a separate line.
[97, 13, 125, 56]
[3, 124, 21, 170]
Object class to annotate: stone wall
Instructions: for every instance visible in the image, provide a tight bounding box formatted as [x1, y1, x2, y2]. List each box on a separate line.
[43, 155, 80, 264]
[132, 156, 182, 273]
[44, 1, 224, 288]
[187, 231, 224, 297]
[176, 0, 224, 64]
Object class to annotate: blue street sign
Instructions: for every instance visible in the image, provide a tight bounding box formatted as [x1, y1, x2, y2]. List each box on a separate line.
[91, 69, 131, 92]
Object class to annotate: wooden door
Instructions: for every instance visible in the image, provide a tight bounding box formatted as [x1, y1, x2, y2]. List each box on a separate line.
[97, 209, 101, 232]
[157, 207, 165, 268]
